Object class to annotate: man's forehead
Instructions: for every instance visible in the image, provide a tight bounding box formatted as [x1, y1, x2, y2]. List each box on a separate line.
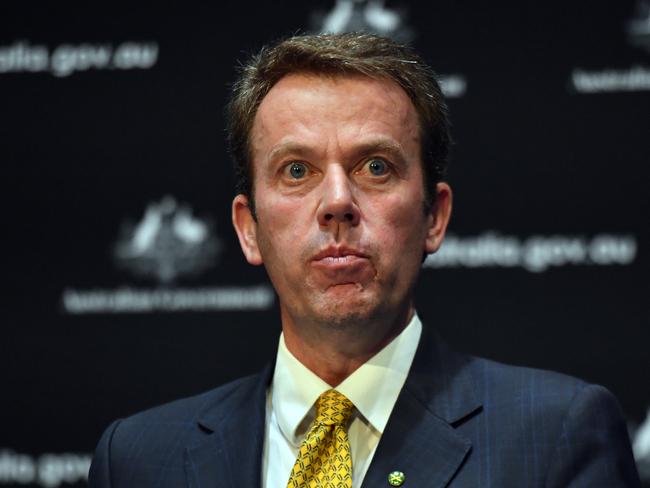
[258, 71, 413, 108]
[250, 72, 420, 159]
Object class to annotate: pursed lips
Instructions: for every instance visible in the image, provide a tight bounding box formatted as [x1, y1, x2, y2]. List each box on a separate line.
[311, 246, 369, 264]
[310, 246, 372, 283]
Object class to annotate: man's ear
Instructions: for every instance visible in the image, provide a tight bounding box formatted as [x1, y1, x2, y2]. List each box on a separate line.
[425, 182, 453, 255]
[232, 194, 263, 265]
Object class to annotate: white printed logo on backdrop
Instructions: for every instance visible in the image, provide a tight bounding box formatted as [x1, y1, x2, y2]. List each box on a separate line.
[570, 0, 650, 93]
[62, 196, 274, 314]
[0, 450, 90, 488]
[309, 0, 467, 98]
[310, 0, 414, 42]
[423, 232, 637, 272]
[0, 41, 158, 77]
[113, 196, 221, 285]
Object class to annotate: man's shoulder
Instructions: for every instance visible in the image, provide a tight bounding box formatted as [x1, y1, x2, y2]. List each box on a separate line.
[422, 334, 594, 410]
[468, 352, 588, 394]
[106, 370, 267, 454]
[406, 332, 621, 441]
[89, 371, 269, 486]
[445, 352, 639, 485]
[463, 351, 605, 414]
[407, 329, 618, 426]
[454, 351, 628, 447]
[116, 371, 263, 430]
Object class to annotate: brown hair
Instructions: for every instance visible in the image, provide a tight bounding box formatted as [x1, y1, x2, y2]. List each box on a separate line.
[226, 32, 450, 215]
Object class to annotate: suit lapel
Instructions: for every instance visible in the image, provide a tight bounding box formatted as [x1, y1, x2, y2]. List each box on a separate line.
[362, 327, 482, 488]
[185, 365, 272, 488]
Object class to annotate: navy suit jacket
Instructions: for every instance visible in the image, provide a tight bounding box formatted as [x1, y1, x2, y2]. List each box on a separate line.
[89, 327, 641, 487]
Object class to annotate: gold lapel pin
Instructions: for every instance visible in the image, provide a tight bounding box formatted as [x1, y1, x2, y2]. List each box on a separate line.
[388, 471, 405, 486]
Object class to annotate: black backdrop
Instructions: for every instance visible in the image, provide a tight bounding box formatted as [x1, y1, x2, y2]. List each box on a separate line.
[3, 2, 649, 486]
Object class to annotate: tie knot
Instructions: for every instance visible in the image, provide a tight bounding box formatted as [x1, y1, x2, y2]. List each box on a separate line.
[315, 389, 354, 426]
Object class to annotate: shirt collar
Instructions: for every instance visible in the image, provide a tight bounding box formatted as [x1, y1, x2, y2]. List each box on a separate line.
[271, 313, 422, 446]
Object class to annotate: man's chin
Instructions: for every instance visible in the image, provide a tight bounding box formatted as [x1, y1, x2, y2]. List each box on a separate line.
[310, 292, 382, 329]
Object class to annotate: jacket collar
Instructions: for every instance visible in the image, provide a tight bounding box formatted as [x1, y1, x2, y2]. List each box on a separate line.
[406, 325, 482, 425]
[361, 326, 482, 488]
[185, 363, 272, 488]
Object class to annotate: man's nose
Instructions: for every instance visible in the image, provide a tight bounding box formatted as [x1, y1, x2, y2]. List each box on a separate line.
[316, 166, 361, 228]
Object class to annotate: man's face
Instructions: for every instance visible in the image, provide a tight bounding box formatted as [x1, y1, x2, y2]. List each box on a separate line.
[232, 73, 451, 332]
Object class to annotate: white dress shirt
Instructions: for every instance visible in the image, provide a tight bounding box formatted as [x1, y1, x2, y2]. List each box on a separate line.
[262, 313, 422, 488]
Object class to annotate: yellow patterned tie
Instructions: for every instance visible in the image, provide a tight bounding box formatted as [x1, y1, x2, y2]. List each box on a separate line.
[287, 389, 355, 488]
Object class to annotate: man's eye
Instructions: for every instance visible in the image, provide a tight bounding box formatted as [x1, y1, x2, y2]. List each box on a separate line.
[286, 162, 308, 179]
[365, 158, 389, 176]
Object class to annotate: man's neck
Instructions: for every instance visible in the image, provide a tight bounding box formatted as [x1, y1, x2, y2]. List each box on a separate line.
[281, 305, 414, 387]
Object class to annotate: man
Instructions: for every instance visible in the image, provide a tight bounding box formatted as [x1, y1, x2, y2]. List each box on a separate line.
[89, 33, 640, 487]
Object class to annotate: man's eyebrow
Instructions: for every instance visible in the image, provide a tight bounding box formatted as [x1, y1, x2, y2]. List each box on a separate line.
[266, 142, 314, 163]
[266, 138, 408, 163]
[352, 139, 407, 159]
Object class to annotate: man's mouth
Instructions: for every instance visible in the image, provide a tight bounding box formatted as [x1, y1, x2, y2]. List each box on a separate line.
[311, 245, 369, 263]
[310, 246, 373, 285]
[316, 255, 364, 265]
